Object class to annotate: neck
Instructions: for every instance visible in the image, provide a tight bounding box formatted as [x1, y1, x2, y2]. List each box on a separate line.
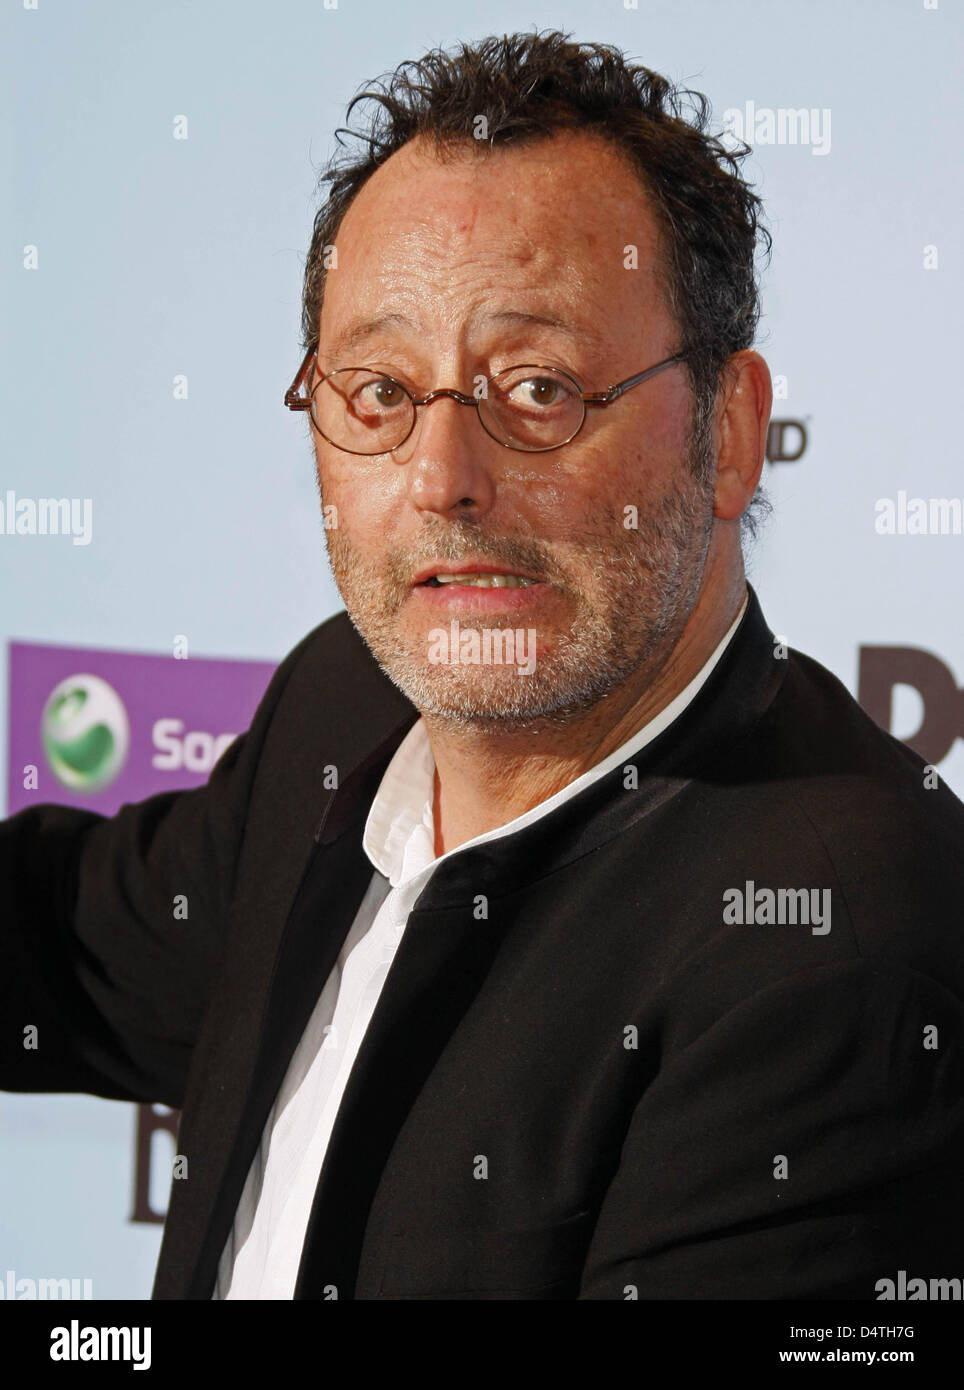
[427, 558, 747, 857]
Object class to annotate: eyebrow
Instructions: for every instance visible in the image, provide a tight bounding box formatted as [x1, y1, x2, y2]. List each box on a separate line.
[325, 313, 414, 363]
[483, 309, 601, 345]
[323, 309, 605, 364]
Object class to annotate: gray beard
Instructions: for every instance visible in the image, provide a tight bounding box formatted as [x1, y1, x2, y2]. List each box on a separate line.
[323, 444, 717, 733]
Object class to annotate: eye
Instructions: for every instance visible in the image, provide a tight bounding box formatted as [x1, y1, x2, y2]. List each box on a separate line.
[506, 375, 575, 409]
[351, 376, 408, 412]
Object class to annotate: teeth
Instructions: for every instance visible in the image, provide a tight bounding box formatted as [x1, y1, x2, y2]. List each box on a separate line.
[432, 572, 536, 588]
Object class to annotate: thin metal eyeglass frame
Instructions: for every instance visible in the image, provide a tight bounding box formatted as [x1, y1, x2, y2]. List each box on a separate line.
[283, 345, 691, 455]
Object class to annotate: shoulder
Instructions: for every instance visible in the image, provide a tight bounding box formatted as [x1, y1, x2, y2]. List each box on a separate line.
[759, 643, 964, 868]
[258, 608, 407, 716]
[248, 607, 416, 771]
[710, 640, 964, 987]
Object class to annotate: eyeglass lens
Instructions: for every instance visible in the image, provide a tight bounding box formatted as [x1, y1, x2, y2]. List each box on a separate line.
[310, 366, 585, 453]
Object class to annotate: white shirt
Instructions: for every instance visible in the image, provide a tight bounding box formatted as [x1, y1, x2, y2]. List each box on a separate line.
[215, 593, 748, 1298]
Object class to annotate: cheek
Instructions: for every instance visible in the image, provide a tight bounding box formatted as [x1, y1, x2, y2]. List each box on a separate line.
[494, 460, 573, 526]
[506, 435, 668, 528]
[582, 409, 693, 503]
[316, 451, 404, 543]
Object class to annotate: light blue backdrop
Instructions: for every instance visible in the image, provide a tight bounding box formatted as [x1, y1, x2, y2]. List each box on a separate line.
[2, 0, 961, 1298]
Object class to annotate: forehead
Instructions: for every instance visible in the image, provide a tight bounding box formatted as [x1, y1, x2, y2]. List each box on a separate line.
[318, 129, 670, 354]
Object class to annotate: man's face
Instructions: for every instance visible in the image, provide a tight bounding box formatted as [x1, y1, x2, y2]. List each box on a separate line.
[313, 130, 718, 728]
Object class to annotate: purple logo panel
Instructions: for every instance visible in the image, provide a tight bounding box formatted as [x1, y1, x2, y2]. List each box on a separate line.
[6, 641, 278, 816]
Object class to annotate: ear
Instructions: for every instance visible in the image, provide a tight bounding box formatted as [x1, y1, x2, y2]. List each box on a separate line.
[712, 351, 772, 521]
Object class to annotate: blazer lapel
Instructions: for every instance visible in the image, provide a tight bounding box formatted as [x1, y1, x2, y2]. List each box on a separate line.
[178, 726, 416, 1299]
[293, 878, 516, 1300]
[154, 613, 418, 1300]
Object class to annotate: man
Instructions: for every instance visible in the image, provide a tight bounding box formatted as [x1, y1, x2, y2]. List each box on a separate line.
[3, 31, 964, 1301]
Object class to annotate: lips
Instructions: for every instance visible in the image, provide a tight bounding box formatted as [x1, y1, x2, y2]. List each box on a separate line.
[413, 560, 543, 587]
[424, 573, 537, 588]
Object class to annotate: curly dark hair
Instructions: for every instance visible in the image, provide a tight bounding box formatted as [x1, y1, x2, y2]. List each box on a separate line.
[300, 29, 772, 540]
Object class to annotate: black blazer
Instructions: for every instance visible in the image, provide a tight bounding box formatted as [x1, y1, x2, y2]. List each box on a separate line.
[3, 584, 964, 1300]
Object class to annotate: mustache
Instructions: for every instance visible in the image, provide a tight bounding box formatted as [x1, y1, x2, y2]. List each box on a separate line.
[386, 528, 565, 590]
[325, 481, 714, 603]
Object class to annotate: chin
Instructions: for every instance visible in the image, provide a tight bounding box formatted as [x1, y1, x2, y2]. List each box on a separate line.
[380, 655, 631, 730]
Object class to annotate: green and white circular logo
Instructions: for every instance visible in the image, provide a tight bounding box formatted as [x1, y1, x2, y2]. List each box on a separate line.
[41, 674, 130, 791]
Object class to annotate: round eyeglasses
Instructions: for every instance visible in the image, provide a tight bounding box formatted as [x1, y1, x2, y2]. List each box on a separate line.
[284, 348, 690, 455]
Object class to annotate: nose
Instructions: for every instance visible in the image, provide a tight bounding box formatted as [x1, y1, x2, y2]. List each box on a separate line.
[393, 390, 497, 518]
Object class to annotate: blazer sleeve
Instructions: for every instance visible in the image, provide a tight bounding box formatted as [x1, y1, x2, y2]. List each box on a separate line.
[0, 633, 307, 1109]
[577, 958, 964, 1299]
